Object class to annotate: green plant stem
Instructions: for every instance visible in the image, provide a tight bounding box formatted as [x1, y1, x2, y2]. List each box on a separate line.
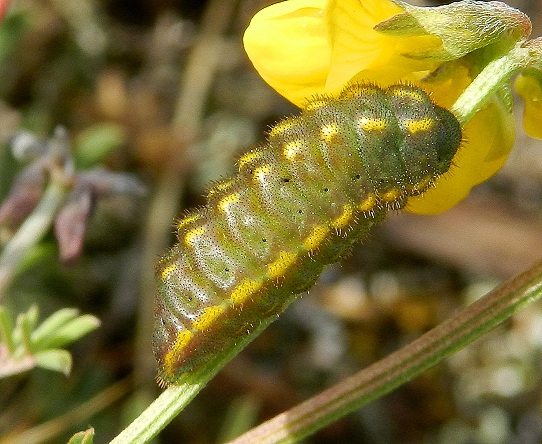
[227, 259, 542, 444]
[109, 317, 276, 444]
[113, 257, 542, 444]
[451, 42, 538, 125]
[0, 180, 68, 300]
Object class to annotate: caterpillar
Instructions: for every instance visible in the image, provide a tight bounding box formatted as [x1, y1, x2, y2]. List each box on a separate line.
[153, 83, 461, 386]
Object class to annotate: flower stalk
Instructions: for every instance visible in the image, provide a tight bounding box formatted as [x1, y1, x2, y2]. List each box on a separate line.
[451, 42, 539, 125]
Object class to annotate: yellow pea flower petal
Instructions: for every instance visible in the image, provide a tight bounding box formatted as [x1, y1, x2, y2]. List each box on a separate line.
[243, 0, 330, 106]
[244, 0, 445, 105]
[515, 72, 542, 139]
[325, 0, 441, 92]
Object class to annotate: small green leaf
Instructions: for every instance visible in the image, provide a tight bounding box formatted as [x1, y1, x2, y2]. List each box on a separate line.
[68, 427, 95, 444]
[31, 308, 80, 350]
[25, 305, 39, 332]
[387, 0, 531, 59]
[35, 314, 100, 350]
[74, 123, 126, 168]
[14, 312, 30, 356]
[0, 306, 15, 353]
[34, 349, 72, 375]
[0, 306, 100, 379]
[374, 12, 428, 37]
[19, 305, 40, 353]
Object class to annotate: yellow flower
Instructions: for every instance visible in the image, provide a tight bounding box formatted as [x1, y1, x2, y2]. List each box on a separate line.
[515, 71, 542, 140]
[243, 0, 517, 214]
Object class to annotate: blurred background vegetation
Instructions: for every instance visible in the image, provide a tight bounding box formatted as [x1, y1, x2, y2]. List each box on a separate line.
[1, 0, 542, 443]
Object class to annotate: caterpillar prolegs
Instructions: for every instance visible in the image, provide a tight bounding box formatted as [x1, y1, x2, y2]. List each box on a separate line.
[153, 83, 462, 386]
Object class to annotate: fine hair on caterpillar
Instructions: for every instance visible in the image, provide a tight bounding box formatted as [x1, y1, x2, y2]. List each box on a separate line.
[153, 82, 462, 386]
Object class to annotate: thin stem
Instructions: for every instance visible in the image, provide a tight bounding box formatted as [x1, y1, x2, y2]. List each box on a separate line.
[110, 317, 276, 444]
[451, 43, 534, 125]
[0, 180, 69, 300]
[228, 259, 542, 444]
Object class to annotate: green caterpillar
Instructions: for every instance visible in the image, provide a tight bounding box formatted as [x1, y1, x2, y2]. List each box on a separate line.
[153, 83, 461, 386]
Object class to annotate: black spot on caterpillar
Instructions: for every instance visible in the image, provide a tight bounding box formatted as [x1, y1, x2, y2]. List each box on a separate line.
[153, 83, 461, 386]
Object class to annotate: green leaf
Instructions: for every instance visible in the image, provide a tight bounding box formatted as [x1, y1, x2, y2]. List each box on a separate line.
[35, 314, 100, 350]
[24, 305, 39, 332]
[0, 307, 100, 379]
[19, 305, 39, 353]
[0, 306, 15, 353]
[373, 12, 427, 37]
[34, 349, 72, 375]
[74, 123, 127, 168]
[383, 0, 532, 60]
[31, 307, 80, 350]
[68, 428, 95, 444]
